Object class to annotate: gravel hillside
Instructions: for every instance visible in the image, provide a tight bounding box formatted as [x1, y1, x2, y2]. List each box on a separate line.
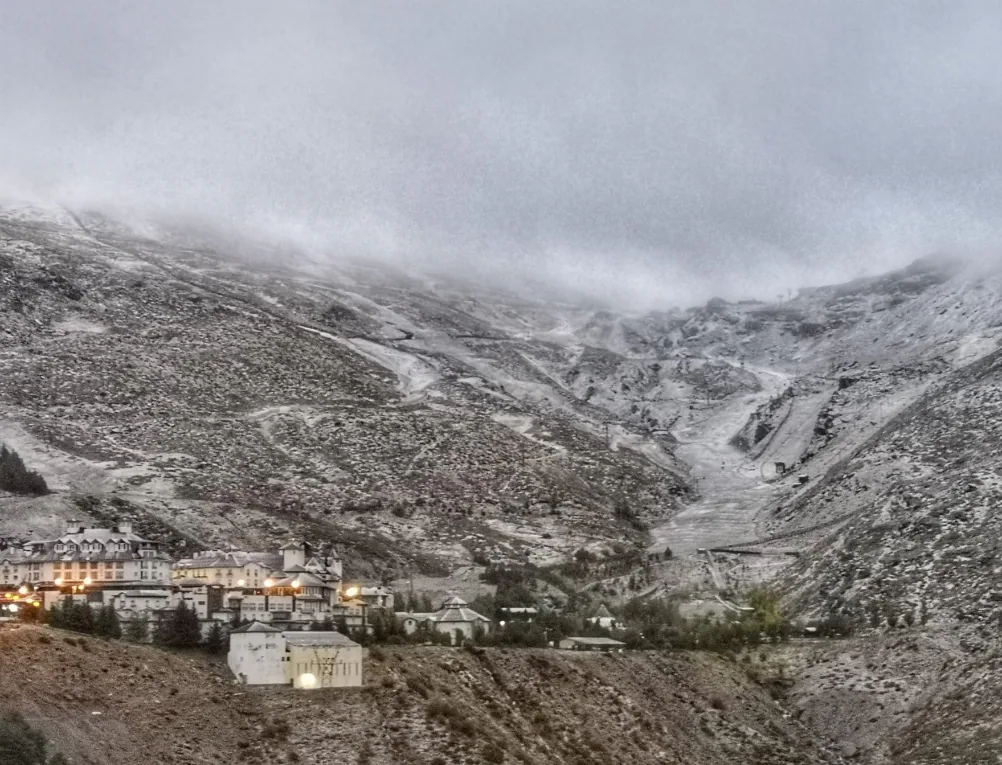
[0, 624, 842, 765]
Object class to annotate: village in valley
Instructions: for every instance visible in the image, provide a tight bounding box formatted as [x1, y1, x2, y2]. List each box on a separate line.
[0, 518, 654, 691]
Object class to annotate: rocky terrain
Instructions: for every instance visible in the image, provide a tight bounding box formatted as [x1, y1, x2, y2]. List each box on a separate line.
[0, 205, 696, 577]
[4, 204, 1002, 592]
[779, 343, 1002, 626]
[0, 623, 842, 765]
[8, 204, 1002, 762]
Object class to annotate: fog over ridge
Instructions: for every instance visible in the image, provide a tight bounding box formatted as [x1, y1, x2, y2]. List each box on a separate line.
[3, 1, 1002, 308]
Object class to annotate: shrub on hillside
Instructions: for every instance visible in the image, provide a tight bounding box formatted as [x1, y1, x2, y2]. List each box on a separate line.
[0, 712, 67, 765]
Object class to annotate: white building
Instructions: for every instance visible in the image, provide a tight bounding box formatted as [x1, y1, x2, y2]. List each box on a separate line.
[172, 540, 351, 627]
[228, 623, 363, 689]
[397, 595, 492, 644]
[173, 541, 343, 589]
[4, 520, 170, 587]
[0, 524, 388, 633]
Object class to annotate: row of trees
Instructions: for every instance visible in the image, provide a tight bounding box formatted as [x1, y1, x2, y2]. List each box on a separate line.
[45, 601, 122, 638]
[40, 600, 226, 653]
[0, 445, 48, 496]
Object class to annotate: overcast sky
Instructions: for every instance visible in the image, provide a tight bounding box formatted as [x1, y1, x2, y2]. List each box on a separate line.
[2, 1, 1001, 307]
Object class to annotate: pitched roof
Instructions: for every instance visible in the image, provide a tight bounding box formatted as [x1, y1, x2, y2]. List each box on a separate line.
[593, 604, 613, 619]
[282, 631, 359, 648]
[231, 622, 282, 634]
[174, 551, 283, 570]
[433, 597, 491, 624]
[271, 572, 329, 589]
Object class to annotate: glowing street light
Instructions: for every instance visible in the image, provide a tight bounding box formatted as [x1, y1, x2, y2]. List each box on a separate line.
[54, 577, 63, 586]
[83, 577, 92, 586]
[7, 604, 18, 613]
[264, 579, 274, 588]
[237, 579, 246, 587]
[17, 586, 28, 596]
[291, 579, 301, 590]
[345, 586, 359, 599]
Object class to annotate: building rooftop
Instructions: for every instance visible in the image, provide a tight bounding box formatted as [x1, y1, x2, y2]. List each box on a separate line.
[231, 622, 283, 634]
[282, 631, 359, 648]
[562, 636, 625, 646]
[174, 551, 283, 570]
[432, 596, 491, 624]
[271, 572, 330, 589]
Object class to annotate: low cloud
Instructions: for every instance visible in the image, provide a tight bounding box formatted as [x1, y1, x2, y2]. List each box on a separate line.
[2, 2, 1002, 308]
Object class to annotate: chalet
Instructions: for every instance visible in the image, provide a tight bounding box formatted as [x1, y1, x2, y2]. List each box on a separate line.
[397, 595, 492, 644]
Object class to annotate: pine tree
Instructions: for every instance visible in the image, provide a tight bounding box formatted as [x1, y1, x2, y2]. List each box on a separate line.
[156, 601, 202, 648]
[95, 605, 121, 639]
[124, 614, 149, 643]
[203, 621, 225, 654]
[44, 602, 64, 630]
[64, 602, 94, 634]
[0, 444, 48, 496]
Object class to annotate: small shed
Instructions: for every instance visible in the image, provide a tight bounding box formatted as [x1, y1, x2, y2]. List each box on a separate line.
[558, 636, 626, 652]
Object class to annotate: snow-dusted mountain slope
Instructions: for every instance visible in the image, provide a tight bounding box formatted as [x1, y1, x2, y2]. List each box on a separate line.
[4, 203, 1002, 607]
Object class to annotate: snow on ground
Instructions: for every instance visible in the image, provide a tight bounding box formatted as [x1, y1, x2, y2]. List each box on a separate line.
[490, 413, 568, 462]
[0, 419, 118, 495]
[608, 426, 677, 472]
[754, 386, 833, 467]
[648, 361, 792, 558]
[350, 338, 440, 401]
[298, 326, 440, 401]
[51, 316, 108, 334]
